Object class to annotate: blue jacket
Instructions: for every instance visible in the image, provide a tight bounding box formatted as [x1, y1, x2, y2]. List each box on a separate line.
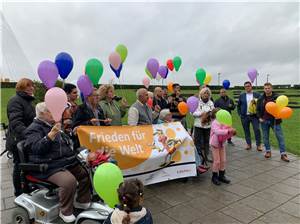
[237, 92, 261, 117]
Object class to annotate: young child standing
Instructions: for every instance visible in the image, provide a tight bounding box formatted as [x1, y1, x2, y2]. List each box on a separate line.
[210, 109, 236, 185]
[104, 179, 153, 224]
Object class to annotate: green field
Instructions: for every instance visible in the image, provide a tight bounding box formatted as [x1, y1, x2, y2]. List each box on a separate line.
[1, 87, 300, 155]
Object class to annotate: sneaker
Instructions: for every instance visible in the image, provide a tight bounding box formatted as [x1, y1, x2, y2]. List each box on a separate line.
[265, 151, 271, 159]
[59, 211, 76, 223]
[281, 154, 290, 162]
[74, 201, 91, 210]
[257, 145, 263, 152]
[245, 144, 252, 150]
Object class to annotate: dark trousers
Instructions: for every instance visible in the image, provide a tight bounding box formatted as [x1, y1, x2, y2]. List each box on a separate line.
[12, 149, 22, 197]
[194, 127, 210, 164]
[241, 115, 261, 146]
[47, 164, 91, 215]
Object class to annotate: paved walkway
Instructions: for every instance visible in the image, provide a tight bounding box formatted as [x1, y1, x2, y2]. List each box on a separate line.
[1, 136, 299, 224]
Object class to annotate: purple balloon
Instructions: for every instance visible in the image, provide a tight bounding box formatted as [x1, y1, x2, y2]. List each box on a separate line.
[37, 60, 59, 89]
[158, 65, 168, 79]
[77, 75, 93, 96]
[248, 68, 258, 83]
[187, 96, 199, 113]
[146, 58, 159, 79]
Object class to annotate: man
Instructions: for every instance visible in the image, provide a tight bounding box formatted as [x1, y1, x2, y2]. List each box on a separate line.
[153, 87, 168, 110]
[257, 83, 289, 162]
[214, 88, 236, 145]
[24, 102, 91, 223]
[128, 88, 160, 126]
[63, 83, 79, 117]
[237, 81, 262, 151]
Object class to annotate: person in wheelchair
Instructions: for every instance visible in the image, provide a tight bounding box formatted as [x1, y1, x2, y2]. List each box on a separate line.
[24, 102, 91, 223]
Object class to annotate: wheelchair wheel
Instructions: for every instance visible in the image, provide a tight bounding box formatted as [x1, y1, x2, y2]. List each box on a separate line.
[12, 206, 32, 224]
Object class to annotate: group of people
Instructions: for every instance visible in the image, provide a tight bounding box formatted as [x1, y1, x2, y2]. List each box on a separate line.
[5, 77, 290, 223]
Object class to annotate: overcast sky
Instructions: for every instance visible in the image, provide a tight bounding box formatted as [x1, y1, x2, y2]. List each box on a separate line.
[1, 1, 299, 86]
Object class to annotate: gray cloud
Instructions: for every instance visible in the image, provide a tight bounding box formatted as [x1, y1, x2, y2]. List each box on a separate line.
[2, 2, 299, 86]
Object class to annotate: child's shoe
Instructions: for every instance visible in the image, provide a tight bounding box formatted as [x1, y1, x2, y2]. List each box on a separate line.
[211, 172, 221, 185]
[218, 170, 231, 184]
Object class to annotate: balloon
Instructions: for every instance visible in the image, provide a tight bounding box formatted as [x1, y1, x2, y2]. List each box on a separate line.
[167, 82, 174, 92]
[178, 102, 188, 115]
[109, 52, 122, 70]
[195, 68, 206, 85]
[204, 73, 212, 85]
[145, 67, 153, 79]
[147, 98, 153, 108]
[276, 95, 289, 109]
[265, 102, 280, 117]
[247, 68, 258, 83]
[216, 109, 232, 126]
[222, 80, 230, 90]
[77, 75, 93, 97]
[55, 52, 73, 79]
[156, 74, 162, 81]
[45, 87, 68, 122]
[93, 163, 124, 208]
[37, 60, 59, 89]
[187, 96, 199, 113]
[173, 56, 182, 72]
[110, 63, 123, 79]
[146, 58, 159, 79]
[158, 65, 168, 79]
[116, 44, 128, 63]
[85, 58, 104, 85]
[277, 107, 293, 119]
[142, 77, 150, 89]
[166, 59, 174, 71]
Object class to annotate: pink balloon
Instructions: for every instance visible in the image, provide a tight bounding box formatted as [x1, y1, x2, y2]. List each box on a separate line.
[45, 87, 68, 122]
[37, 60, 59, 89]
[142, 77, 150, 89]
[109, 52, 122, 70]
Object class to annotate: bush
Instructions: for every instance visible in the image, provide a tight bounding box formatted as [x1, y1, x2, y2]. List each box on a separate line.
[33, 80, 64, 105]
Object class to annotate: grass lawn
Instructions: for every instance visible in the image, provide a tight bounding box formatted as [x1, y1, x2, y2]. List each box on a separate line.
[1, 87, 299, 155]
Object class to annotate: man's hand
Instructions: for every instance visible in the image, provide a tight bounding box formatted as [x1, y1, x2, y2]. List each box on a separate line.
[259, 118, 264, 123]
[154, 105, 161, 113]
[90, 118, 99, 126]
[47, 123, 61, 141]
[104, 118, 112, 125]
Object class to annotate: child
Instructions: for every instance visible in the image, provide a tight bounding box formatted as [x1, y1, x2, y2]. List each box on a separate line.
[210, 109, 236, 185]
[104, 179, 153, 224]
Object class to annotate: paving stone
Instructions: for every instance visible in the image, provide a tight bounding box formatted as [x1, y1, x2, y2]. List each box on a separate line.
[257, 209, 300, 223]
[273, 166, 300, 176]
[0, 208, 14, 224]
[285, 160, 300, 169]
[185, 195, 227, 212]
[205, 188, 242, 205]
[252, 173, 282, 185]
[277, 201, 300, 218]
[1, 188, 14, 198]
[192, 211, 242, 224]
[155, 189, 193, 206]
[163, 204, 203, 224]
[239, 178, 271, 191]
[238, 195, 280, 213]
[222, 183, 257, 197]
[152, 213, 179, 224]
[142, 196, 172, 215]
[270, 183, 300, 196]
[264, 169, 294, 180]
[4, 197, 16, 210]
[253, 189, 293, 204]
[290, 195, 300, 204]
[220, 202, 263, 223]
[281, 177, 300, 188]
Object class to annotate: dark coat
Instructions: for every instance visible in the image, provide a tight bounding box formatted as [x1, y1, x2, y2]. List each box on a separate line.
[24, 119, 77, 179]
[72, 102, 106, 128]
[257, 92, 282, 124]
[237, 92, 261, 117]
[6, 91, 36, 153]
[214, 96, 236, 113]
[153, 97, 168, 110]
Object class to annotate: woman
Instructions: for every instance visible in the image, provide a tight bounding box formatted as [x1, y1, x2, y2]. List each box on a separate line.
[98, 84, 128, 126]
[6, 78, 36, 196]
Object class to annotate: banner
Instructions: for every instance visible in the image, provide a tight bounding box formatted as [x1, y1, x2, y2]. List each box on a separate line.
[77, 122, 196, 185]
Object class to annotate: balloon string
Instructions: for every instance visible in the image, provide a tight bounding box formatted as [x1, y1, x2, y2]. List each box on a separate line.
[118, 78, 126, 99]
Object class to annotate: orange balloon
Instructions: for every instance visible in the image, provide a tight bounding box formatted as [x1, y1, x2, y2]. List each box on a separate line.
[265, 102, 280, 118]
[178, 102, 188, 115]
[167, 82, 174, 92]
[277, 107, 293, 119]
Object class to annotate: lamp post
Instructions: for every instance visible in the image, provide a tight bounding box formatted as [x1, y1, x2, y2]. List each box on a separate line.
[218, 72, 221, 86]
[267, 74, 270, 83]
[256, 73, 259, 87]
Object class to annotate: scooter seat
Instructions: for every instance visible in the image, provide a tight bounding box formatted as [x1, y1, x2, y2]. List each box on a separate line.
[25, 175, 58, 189]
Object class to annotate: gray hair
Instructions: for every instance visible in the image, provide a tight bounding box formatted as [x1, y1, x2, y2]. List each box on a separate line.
[136, 88, 147, 99]
[35, 102, 48, 119]
[199, 87, 212, 99]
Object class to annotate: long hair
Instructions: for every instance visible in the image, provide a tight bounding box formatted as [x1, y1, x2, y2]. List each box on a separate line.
[117, 179, 144, 224]
[98, 84, 114, 101]
[199, 87, 212, 100]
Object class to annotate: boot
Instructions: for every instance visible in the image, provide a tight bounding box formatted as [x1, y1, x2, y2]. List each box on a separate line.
[218, 170, 231, 184]
[211, 172, 221, 185]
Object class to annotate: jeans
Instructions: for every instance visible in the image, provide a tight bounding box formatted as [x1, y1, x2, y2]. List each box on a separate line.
[261, 119, 286, 154]
[241, 115, 261, 146]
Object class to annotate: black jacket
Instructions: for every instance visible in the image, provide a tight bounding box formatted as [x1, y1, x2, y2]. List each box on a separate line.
[214, 96, 235, 113]
[153, 97, 168, 110]
[6, 91, 36, 153]
[24, 119, 77, 179]
[73, 102, 106, 128]
[257, 92, 282, 124]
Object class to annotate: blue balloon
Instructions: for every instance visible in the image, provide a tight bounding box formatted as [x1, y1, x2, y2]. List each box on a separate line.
[222, 80, 230, 90]
[55, 52, 74, 79]
[110, 63, 123, 78]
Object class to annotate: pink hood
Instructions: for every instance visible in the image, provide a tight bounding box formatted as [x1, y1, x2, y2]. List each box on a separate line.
[210, 120, 234, 148]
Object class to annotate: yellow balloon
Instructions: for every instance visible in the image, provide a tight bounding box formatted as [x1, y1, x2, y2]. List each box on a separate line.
[276, 95, 289, 109]
[204, 73, 212, 85]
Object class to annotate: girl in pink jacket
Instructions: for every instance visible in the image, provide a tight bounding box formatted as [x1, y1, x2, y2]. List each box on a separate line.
[210, 111, 236, 185]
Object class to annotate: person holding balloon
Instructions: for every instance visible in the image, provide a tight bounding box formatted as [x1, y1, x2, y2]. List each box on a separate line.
[257, 83, 289, 162]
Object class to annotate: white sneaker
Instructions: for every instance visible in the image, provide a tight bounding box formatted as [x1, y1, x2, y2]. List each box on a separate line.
[59, 211, 76, 223]
[74, 201, 91, 209]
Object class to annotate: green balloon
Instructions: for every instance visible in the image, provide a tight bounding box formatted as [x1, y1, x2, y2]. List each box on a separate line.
[173, 56, 182, 72]
[196, 68, 206, 85]
[93, 163, 124, 208]
[145, 67, 153, 79]
[85, 58, 104, 86]
[216, 109, 232, 126]
[116, 44, 128, 63]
